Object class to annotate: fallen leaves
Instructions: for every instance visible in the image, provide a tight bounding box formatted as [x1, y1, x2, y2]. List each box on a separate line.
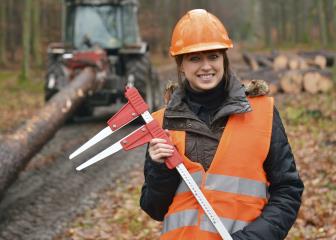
[279, 91, 336, 240]
[57, 164, 161, 240]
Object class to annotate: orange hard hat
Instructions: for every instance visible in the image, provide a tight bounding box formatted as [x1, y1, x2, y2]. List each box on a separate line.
[170, 9, 233, 56]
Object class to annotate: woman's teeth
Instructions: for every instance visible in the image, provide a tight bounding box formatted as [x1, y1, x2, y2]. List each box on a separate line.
[198, 74, 214, 80]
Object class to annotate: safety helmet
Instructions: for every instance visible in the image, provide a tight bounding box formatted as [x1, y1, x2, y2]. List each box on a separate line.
[170, 9, 233, 56]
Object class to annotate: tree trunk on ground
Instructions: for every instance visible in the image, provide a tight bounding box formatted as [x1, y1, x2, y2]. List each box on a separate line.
[0, 68, 96, 199]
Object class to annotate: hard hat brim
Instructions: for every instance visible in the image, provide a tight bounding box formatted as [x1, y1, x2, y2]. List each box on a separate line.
[170, 41, 233, 56]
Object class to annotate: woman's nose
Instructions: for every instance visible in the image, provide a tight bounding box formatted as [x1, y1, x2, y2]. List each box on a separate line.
[201, 59, 212, 71]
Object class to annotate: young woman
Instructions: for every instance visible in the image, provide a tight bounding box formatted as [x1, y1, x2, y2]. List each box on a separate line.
[140, 9, 304, 240]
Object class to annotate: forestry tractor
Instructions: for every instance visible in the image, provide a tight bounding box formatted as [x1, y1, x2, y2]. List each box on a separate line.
[45, 0, 160, 117]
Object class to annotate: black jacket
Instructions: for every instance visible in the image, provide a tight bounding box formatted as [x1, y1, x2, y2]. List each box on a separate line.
[140, 76, 304, 240]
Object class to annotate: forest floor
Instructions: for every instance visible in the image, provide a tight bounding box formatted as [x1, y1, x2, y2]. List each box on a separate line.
[0, 71, 44, 133]
[0, 53, 335, 239]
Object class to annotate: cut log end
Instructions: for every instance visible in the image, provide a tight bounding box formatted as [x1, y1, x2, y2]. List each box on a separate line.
[280, 71, 303, 93]
[303, 72, 333, 93]
[273, 55, 288, 70]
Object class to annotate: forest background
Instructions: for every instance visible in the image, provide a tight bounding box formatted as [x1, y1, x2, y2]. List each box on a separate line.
[0, 0, 336, 74]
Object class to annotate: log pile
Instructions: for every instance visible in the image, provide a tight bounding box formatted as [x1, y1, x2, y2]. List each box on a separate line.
[240, 51, 335, 94]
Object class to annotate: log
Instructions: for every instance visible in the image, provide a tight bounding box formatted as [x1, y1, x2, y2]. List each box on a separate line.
[279, 70, 303, 93]
[242, 52, 259, 71]
[303, 72, 322, 94]
[255, 55, 273, 68]
[238, 68, 282, 84]
[288, 56, 308, 70]
[0, 68, 96, 198]
[298, 50, 335, 67]
[288, 57, 300, 70]
[313, 55, 327, 69]
[303, 70, 334, 93]
[268, 82, 280, 95]
[273, 54, 288, 70]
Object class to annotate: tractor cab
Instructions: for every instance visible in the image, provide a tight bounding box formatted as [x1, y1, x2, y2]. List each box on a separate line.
[63, 0, 145, 52]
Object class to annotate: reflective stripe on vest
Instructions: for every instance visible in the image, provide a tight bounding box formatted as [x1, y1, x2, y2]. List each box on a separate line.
[162, 209, 198, 234]
[200, 214, 249, 234]
[205, 174, 268, 199]
[176, 171, 202, 194]
[163, 210, 250, 235]
[176, 172, 268, 199]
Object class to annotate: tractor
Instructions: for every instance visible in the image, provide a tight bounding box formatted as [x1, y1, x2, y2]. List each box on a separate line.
[45, 0, 160, 117]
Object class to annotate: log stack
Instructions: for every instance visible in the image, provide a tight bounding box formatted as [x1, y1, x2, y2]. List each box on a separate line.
[241, 51, 335, 94]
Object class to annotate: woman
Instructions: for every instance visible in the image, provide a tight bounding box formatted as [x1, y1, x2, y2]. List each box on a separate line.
[140, 9, 304, 240]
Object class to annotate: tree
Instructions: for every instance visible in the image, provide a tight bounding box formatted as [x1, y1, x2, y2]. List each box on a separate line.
[32, 0, 42, 67]
[317, 0, 328, 46]
[20, 0, 32, 82]
[0, 1, 7, 65]
[326, 0, 335, 45]
[260, 0, 272, 47]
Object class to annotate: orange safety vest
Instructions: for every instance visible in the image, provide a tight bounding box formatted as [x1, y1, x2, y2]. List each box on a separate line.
[152, 96, 274, 240]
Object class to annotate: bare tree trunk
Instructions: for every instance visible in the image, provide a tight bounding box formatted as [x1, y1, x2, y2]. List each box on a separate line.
[0, 68, 96, 199]
[279, 2, 287, 43]
[0, 0, 7, 65]
[326, 0, 335, 44]
[20, 0, 32, 81]
[7, 0, 15, 62]
[32, 0, 42, 67]
[300, 0, 309, 43]
[292, 0, 300, 43]
[317, 0, 328, 46]
[261, 0, 272, 47]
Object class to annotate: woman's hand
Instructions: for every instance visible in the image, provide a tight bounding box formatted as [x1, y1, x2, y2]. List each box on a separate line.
[148, 138, 174, 164]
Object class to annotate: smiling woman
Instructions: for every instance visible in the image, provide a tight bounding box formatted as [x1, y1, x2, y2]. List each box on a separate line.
[140, 9, 304, 240]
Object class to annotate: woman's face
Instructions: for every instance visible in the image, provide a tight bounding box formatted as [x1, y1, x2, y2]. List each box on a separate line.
[181, 50, 224, 92]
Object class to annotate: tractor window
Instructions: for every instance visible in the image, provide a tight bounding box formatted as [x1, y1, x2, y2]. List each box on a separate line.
[73, 6, 122, 49]
[122, 5, 141, 46]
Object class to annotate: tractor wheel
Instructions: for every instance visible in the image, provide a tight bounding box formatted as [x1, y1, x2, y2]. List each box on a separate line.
[126, 55, 161, 111]
[73, 101, 94, 118]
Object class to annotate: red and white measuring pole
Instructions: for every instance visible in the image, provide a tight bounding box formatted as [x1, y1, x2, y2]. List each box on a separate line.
[69, 87, 232, 240]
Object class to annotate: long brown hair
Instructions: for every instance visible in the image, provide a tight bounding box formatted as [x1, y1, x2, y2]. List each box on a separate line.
[174, 49, 231, 90]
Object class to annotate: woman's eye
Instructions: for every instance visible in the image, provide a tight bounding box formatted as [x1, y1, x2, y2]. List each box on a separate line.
[208, 54, 219, 60]
[189, 56, 200, 62]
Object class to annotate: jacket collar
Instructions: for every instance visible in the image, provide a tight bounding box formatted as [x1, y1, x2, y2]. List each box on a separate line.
[165, 74, 251, 122]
